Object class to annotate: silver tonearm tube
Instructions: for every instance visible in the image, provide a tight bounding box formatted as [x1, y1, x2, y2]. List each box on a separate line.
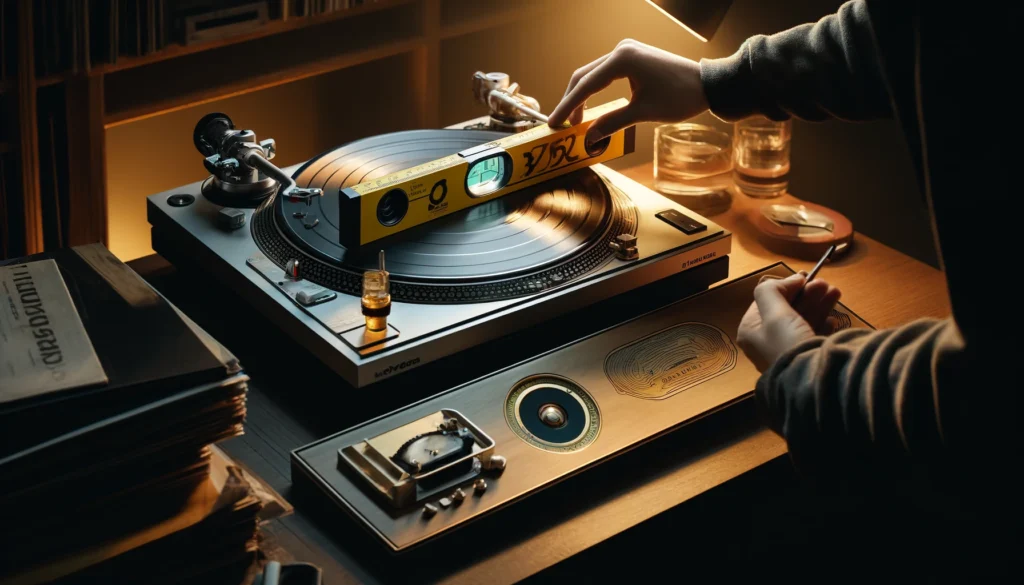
[236, 144, 322, 202]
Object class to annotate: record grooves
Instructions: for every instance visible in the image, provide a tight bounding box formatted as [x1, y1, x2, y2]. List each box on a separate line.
[250, 130, 637, 304]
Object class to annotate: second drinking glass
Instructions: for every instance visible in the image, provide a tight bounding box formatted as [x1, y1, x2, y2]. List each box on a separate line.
[732, 116, 791, 198]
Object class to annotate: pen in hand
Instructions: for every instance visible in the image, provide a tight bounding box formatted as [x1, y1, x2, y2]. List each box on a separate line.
[792, 244, 836, 304]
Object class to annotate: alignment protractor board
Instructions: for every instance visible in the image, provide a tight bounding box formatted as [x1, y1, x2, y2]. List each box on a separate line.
[291, 263, 873, 552]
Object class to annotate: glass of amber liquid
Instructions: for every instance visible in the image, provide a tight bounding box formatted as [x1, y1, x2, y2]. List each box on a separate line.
[733, 116, 792, 198]
[362, 251, 390, 332]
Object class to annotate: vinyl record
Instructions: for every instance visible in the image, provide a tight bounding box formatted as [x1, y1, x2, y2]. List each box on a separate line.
[251, 130, 636, 303]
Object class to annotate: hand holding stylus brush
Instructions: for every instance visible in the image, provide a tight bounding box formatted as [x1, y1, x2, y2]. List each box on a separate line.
[738, 244, 841, 371]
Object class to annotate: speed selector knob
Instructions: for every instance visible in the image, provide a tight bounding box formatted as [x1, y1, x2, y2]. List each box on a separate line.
[538, 403, 567, 428]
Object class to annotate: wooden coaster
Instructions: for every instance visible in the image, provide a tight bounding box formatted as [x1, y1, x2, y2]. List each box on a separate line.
[751, 200, 854, 260]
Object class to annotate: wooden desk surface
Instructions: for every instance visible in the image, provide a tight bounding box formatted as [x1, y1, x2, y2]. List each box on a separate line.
[130, 163, 951, 584]
[620, 163, 952, 327]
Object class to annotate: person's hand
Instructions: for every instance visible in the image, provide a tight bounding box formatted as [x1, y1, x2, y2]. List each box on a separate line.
[547, 39, 709, 146]
[737, 273, 842, 372]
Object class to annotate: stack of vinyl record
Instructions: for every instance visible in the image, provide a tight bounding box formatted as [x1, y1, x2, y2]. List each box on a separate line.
[0, 244, 259, 584]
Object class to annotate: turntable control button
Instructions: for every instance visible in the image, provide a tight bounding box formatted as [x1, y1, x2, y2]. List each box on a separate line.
[539, 404, 568, 428]
[422, 503, 439, 518]
[473, 479, 488, 494]
[451, 488, 466, 503]
[217, 207, 246, 230]
[438, 497, 453, 509]
[656, 209, 706, 235]
[297, 288, 336, 306]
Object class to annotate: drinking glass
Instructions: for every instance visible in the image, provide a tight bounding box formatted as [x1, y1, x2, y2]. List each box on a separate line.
[732, 116, 791, 198]
[653, 123, 733, 215]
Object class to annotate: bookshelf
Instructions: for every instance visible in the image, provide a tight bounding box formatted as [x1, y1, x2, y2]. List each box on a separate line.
[94, 0, 420, 75]
[0, 0, 558, 260]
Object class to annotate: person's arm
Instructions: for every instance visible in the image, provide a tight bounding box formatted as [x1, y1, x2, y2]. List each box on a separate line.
[547, 1, 896, 142]
[755, 319, 956, 474]
[741, 276, 1002, 483]
[700, 0, 892, 122]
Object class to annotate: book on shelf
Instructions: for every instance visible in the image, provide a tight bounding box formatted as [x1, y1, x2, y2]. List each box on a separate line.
[36, 85, 70, 251]
[1, 0, 7, 82]
[19, 0, 388, 73]
[1, 154, 8, 260]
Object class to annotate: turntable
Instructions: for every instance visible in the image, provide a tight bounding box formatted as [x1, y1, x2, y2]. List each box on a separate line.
[146, 73, 732, 388]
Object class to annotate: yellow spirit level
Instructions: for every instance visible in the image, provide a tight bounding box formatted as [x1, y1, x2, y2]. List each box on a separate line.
[337, 99, 635, 247]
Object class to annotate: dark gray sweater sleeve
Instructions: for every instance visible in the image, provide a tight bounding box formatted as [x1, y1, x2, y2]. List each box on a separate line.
[699, 0, 891, 122]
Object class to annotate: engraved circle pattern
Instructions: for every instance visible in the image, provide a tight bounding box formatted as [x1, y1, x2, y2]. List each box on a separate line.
[504, 375, 600, 453]
[604, 323, 737, 400]
[250, 130, 637, 304]
[827, 309, 853, 332]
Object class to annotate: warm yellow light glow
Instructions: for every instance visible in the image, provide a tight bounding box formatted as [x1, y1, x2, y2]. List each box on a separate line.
[644, 0, 709, 42]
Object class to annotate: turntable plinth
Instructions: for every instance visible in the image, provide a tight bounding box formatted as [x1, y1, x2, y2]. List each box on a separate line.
[148, 127, 732, 388]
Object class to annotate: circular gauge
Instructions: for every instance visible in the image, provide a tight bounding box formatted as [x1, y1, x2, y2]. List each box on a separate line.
[586, 135, 610, 157]
[465, 152, 512, 197]
[505, 375, 600, 453]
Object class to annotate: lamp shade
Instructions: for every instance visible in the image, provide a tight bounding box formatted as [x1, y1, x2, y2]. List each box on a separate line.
[644, 0, 733, 42]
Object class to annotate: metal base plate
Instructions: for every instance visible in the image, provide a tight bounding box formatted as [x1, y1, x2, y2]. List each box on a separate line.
[291, 263, 874, 552]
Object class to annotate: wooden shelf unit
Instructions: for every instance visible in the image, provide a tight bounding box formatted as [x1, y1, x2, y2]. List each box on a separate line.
[0, 0, 558, 259]
[104, 36, 429, 127]
[34, 73, 74, 88]
[93, 0, 421, 75]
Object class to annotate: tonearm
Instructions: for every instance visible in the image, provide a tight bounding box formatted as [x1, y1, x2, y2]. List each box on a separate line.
[193, 113, 321, 206]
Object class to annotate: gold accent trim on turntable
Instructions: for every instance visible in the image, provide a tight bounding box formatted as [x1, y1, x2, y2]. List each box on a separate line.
[603, 322, 737, 400]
